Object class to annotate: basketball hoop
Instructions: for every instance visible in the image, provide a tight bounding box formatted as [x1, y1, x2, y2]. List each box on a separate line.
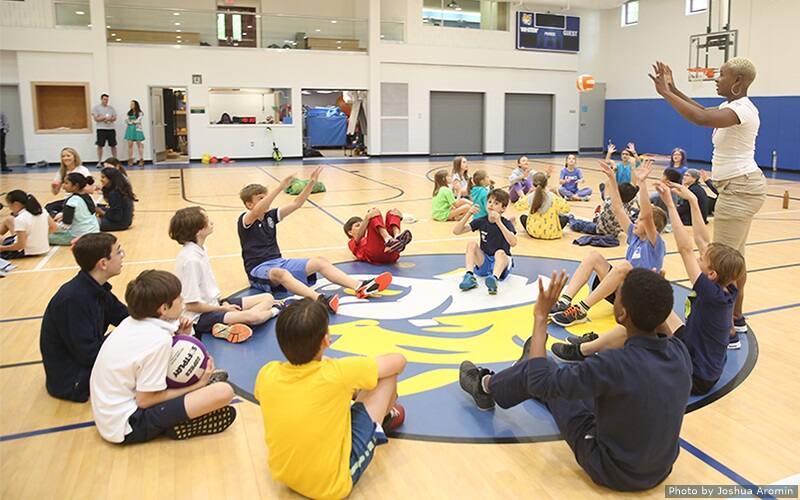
[687, 67, 716, 82]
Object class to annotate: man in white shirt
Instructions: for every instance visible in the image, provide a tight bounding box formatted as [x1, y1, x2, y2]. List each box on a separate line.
[92, 94, 118, 166]
[90, 269, 236, 444]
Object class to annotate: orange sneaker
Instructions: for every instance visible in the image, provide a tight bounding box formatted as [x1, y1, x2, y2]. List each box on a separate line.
[355, 272, 392, 299]
[211, 323, 253, 343]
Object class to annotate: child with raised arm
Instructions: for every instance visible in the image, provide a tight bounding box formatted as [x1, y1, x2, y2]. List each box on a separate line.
[550, 160, 667, 329]
[171, 206, 280, 344]
[343, 207, 412, 264]
[238, 167, 391, 313]
[90, 270, 236, 444]
[453, 189, 517, 295]
[605, 142, 639, 185]
[551, 182, 745, 391]
[255, 298, 407, 499]
[508, 156, 534, 203]
[459, 269, 692, 491]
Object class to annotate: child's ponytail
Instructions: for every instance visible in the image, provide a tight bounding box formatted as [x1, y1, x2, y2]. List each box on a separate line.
[5, 190, 43, 216]
[529, 172, 548, 214]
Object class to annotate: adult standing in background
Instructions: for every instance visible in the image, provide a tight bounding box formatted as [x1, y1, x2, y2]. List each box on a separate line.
[649, 58, 766, 348]
[124, 100, 145, 168]
[92, 94, 118, 168]
[0, 111, 10, 172]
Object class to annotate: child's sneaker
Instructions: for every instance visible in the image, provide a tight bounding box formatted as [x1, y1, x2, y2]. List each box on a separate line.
[566, 332, 599, 345]
[395, 229, 413, 252]
[355, 272, 392, 299]
[549, 298, 571, 315]
[458, 361, 495, 410]
[733, 316, 748, 334]
[581, 196, 591, 202]
[211, 323, 252, 343]
[551, 305, 588, 327]
[166, 406, 237, 440]
[382, 403, 405, 433]
[207, 369, 229, 385]
[728, 332, 742, 350]
[459, 272, 478, 291]
[485, 275, 498, 295]
[551, 342, 587, 363]
[318, 294, 339, 314]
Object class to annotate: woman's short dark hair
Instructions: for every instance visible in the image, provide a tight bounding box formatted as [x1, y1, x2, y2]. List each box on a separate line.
[125, 270, 182, 320]
[275, 298, 329, 365]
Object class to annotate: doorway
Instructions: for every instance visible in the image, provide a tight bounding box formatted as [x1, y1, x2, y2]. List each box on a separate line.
[0, 85, 25, 167]
[150, 87, 188, 164]
[579, 82, 606, 151]
[430, 91, 484, 156]
[301, 89, 368, 158]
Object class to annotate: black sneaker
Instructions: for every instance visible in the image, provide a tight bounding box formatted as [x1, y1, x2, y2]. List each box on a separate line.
[166, 405, 237, 440]
[566, 332, 599, 345]
[207, 369, 229, 385]
[458, 361, 495, 411]
[318, 294, 339, 314]
[551, 342, 586, 363]
[514, 336, 532, 366]
[549, 298, 571, 315]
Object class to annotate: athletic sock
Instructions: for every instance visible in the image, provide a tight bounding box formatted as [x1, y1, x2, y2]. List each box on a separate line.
[480, 374, 492, 394]
[577, 301, 589, 313]
[559, 294, 572, 303]
[466, 270, 474, 276]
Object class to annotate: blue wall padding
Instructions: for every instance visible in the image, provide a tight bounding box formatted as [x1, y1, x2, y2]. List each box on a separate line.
[605, 96, 800, 171]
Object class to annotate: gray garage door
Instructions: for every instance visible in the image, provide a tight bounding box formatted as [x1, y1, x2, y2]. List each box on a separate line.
[504, 93, 553, 154]
[430, 91, 484, 156]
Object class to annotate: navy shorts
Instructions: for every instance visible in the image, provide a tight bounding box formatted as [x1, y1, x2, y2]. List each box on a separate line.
[349, 402, 378, 486]
[474, 253, 513, 281]
[249, 258, 316, 293]
[194, 297, 243, 335]
[122, 394, 188, 444]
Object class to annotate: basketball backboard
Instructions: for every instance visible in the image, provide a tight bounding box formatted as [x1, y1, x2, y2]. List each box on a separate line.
[688, 29, 737, 82]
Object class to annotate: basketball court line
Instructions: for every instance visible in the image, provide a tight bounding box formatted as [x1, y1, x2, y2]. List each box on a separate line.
[0, 360, 41, 369]
[678, 439, 772, 500]
[0, 315, 43, 324]
[33, 247, 59, 271]
[670, 262, 800, 284]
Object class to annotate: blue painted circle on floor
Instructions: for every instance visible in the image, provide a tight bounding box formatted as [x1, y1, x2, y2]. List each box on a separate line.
[205, 254, 756, 443]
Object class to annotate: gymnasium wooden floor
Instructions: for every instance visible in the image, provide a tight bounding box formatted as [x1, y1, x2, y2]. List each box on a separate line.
[1, 156, 798, 498]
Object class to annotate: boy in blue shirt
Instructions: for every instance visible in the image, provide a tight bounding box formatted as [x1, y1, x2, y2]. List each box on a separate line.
[453, 189, 517, 295]
[459, 268, 692, 491]
[553, 182, 745, 390]
[550, 159, 667, 327]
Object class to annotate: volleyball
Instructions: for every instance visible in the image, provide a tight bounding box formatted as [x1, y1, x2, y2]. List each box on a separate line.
[166, 335, 210, 388]
[576, 74, 596, 92]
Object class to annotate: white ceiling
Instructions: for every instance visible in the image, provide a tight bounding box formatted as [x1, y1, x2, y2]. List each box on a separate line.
[510, 0, 625, 10]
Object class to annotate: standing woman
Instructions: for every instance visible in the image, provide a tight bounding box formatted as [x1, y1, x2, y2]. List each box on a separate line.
[124, 100, 145, 167]
[650, 58, 766, 347]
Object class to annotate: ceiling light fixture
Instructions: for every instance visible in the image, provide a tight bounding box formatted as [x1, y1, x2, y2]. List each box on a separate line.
[331, 20, 337, 24]
[75, 10, 85, 15]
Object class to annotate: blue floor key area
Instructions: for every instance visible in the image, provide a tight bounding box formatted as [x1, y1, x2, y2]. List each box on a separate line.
[205, 254, 757, 443]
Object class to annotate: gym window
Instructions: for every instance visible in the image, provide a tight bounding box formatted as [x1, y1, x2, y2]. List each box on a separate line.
[686, 0, 708, 15]
[621, 0, 638, 27]
[422, 0, 508, 31]
[207, 88, 292, 126]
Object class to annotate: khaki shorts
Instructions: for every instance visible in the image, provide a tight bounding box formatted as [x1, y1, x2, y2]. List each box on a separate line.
[713, 169, 767, 255]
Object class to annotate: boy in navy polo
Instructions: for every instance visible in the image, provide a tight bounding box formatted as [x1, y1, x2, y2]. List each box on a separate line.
[237, 167, 391, 314]
[452, 188, 517, 295]
[550, 159, 667, 327]
[553, 182, 745, 392]
[459, 269, 692, 491]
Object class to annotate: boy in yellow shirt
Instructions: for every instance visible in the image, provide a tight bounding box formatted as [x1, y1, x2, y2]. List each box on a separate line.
[255, 298, 407, 499]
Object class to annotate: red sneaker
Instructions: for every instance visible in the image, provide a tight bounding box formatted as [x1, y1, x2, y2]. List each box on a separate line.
[382, 403, 405, 433]
[355, 272, 392, 299]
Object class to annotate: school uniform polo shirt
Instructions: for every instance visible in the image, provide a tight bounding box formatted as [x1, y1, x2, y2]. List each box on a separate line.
[174, 242, 222, 324]
[40, 271, 129, 402]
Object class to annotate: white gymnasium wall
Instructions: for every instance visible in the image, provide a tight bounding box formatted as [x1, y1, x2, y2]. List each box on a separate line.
[0, 51, 19, 84]
[0, 0, 54, 28]
[107, 44, 369, 159]
[596, 0, 800, 99]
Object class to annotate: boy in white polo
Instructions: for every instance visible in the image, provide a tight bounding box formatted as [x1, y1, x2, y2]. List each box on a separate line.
[169, 207, 280, 343]
[90, 270, 236, 444]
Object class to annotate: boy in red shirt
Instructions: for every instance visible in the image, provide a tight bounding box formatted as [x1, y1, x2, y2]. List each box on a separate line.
[343, 208, 412, 264]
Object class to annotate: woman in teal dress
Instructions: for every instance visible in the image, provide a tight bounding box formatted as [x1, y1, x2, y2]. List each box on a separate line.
[124, 100, 145, 167]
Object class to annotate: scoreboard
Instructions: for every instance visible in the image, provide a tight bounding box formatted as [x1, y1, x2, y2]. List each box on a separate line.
[516, 11, 580, 53]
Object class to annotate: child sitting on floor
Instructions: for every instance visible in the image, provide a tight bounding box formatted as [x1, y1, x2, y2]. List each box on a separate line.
[170, 206, 280, 343]
[550, 160, 667, 328]
[453, 189, 517, 295]
[90, 269, 237, 444]
[558, 154, 592, 201]
[508, 156, 534, 203]
[255, 298, 407, 499]
[569, 182, 640, 237]
[551, 182, 745, 393]
[432, 170, 472, 221]
[468, 170, 493, 219]
[0, 190, 55, 259]
[237, 167, 391, 313]
[343, 208, 412, 264]
[605, 142, 639, 185]
[97, 167, 136, 232]
[519, 173, 571, 240]
[49, 173, 100, 246]
[451, 156, 470, 198]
